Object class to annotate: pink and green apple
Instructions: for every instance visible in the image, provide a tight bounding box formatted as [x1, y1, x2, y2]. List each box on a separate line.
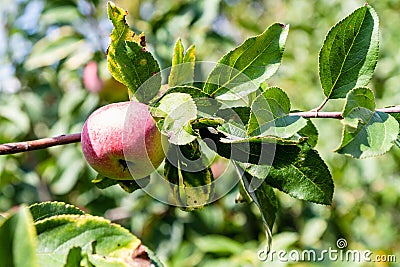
[81, 101, 168, 180]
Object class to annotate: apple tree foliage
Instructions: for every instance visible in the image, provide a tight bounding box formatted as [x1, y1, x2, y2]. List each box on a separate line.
[103, 2, 399, 230]
[1, 1, 400, 266]
[0, 201, 163, 266]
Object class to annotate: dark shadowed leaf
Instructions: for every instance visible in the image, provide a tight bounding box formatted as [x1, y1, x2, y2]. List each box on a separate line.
[236, 143, 333, 205]
[262, 144, 333, 205]
[29, 201, 84, 223]
[238, 168, 278, 229]
[164, 140, 214, 210]
[296, 119, 319, 148]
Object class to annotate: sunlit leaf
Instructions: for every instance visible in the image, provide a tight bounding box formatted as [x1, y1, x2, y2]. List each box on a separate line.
[336, 87, 399, 158]
[169, 39, 196, 87]
[194, 235, 242, 254]
[107, 2, 161, 103]
[247, 87, 307, 138]
[392, 112, 400, 148]
[25, 33, 82, 70]
[0, 206, 38, 267]
[268, 144, 333, 204]
[154, 92, 198, 145]
[319, 5, 379, 99]
[203, 24, 289, 100]
[35, 214, 162, 266]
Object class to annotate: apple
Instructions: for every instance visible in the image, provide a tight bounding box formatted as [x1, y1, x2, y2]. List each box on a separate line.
[81, 101, 168, 180]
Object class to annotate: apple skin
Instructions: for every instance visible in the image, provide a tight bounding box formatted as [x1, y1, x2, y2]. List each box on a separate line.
[81, 101, 168, 180]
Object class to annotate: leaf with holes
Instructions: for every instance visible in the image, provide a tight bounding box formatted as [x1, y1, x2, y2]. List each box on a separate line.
[107, 2, 161, 103]
[164, 140, 214, 210]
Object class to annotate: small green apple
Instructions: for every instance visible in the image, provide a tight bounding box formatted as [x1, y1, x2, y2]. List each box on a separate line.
[81, 101, 168, 180]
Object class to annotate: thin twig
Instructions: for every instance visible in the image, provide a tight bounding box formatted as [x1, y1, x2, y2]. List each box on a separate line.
[291, 105, 400, 119]
[0, 106, 399, 155]
[0, 133, 81, 155]
[290, 111, 343, 119]
[314, 97, 330, 112]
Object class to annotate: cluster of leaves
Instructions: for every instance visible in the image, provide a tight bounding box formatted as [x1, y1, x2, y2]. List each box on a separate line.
[104, 0, 400, 232]
[0, 201, 163, 266]
[1, 1, 400, 265]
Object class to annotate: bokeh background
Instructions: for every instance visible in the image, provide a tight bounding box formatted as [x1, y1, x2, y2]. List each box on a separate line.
[1, 0, 399, 266]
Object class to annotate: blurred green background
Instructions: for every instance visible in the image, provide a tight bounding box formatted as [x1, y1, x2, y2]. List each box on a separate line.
[0, 0, 399, 266]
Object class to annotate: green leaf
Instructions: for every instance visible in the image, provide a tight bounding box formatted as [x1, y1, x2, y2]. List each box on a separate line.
[266, 144, 333, 205]
[296, 119, 319, 148]
[64, 247, 83, 267]
[336, 87, 399, 158]
[270, 144, 333, 204]
[91, 174, 119, 189]
[392, 112, 400, 148]
[171, 38, 184, 67]
[165, 85, 210, 99]
[169, 39, 196, 87]
[154, 92, 198, 145]
[241, 170, 278, 229]
[161, 85, 219, 119]
[199, 126, 280, 165]
[107, 2, 141, 44]
[35, 214, 162, 267]
[319, 4, 379, 99]
[92, 174, 148, 193]
[164, 140, 214, 210]
[25, 35, 82, 70]
[191, 117, 224, 129]
[107, 2, 161, 103]
[194, 235, 242, 254]
[118, 177, 149, 193]
[221, 107, 251, 125]
[0, 206, 38, 267]
[29, 201, 84, 223]
[247, 87, 307, 138]
[203, 23, 289, 99]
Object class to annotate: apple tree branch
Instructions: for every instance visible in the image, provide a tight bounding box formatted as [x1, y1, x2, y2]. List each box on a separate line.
[0, 106, 399, 155]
